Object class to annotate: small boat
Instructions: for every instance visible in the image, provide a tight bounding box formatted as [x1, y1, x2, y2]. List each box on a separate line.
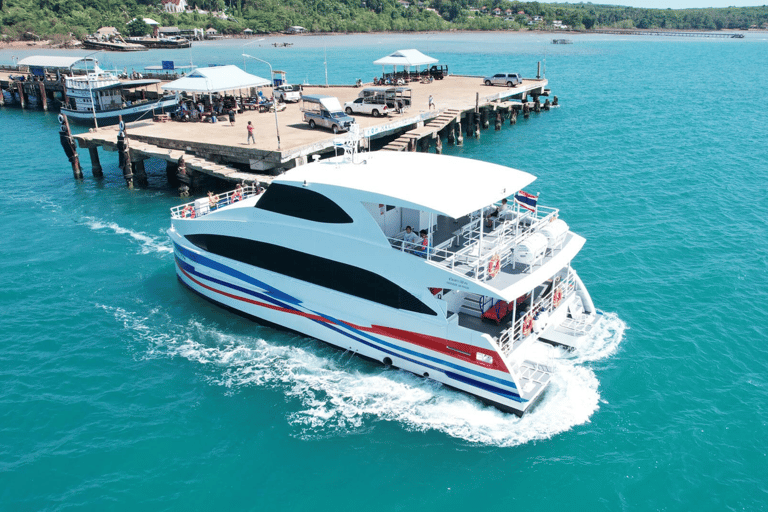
[60, 65, 178, 126]
[168, 145, 603, 416]
[552, 39, 573, 44]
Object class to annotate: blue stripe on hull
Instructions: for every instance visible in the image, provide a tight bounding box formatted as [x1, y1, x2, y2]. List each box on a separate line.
[173, 241, 524, 403]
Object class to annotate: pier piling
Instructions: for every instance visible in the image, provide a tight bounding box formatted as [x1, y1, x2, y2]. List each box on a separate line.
[133, 159, 148, 188]
[58, 115, 82, 180]
[88, 147, 103, 178]
[38, 82, 48, 111]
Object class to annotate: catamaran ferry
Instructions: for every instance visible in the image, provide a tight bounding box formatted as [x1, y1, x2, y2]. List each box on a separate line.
[168, 148, 602, 415]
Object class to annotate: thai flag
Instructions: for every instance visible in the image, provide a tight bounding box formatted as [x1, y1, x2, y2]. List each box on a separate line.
[514, 190, 538, 212]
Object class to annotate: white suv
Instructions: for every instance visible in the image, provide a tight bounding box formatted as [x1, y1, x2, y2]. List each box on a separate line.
[344, 97, 389, 117]
[483, 73, 523, 87]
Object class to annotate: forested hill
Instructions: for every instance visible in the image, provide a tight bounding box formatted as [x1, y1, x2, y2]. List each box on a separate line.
[2, 0, 767, 40]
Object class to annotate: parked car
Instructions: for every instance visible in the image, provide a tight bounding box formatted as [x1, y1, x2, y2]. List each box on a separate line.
[300, 94, 356, 133]
[273, 84, 301, 103]
[344, 97, 389, 117]
[483, 73, 523, 87]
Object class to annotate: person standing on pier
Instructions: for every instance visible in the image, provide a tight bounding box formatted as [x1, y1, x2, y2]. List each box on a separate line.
[247, 121, 255, 144]
[428, 95, 435, 110]
[229, 109, 236, 127]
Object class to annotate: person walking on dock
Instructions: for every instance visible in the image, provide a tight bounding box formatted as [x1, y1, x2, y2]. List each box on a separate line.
[247, 121, 255, 145]
[428, 95, 435, 110]
[228, 109, 236, 126]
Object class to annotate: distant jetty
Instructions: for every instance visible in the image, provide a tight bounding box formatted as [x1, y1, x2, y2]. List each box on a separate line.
[588, 29, 745, 38]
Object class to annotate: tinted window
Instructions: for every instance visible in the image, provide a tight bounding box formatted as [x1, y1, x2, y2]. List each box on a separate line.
[185, 234, 436, 316]
[255, 183, 352, 223]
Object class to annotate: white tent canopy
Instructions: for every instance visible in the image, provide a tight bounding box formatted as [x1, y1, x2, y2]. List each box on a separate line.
[373, 49, 437, 68]
[161, 65, 270, 93]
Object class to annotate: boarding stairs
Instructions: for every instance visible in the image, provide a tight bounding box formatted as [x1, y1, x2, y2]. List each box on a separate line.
[381, 109, 462, 151]
[127, 141, 273, 185]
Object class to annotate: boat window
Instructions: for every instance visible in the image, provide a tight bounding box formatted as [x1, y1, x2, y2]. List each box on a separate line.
[255, 183, 352, 224]
[185, 234, 436, 316]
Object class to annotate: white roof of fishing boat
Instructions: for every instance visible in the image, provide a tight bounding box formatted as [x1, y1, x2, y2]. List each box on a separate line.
[277, 152, 536, 219]
[161, 65, 270, 93]
[18, 56, 96, 68]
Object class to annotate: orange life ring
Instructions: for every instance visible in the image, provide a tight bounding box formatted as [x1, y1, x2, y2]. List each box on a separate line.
[182, 205, 195, 218]
[488, 254, 501, 278]
[553, 287, 563, 308]
[522, 314, 533, 337]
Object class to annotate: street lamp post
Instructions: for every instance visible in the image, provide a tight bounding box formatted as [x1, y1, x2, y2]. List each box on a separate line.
[242, 53, 281, 150]
[241, 39, 265, 71]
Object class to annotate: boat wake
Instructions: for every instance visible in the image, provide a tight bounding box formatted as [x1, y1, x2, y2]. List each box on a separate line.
[101, 305, 625, 447]
[84, 217, 173, 255]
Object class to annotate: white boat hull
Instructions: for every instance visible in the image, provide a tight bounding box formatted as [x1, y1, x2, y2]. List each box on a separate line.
[169, 229, 543, 415]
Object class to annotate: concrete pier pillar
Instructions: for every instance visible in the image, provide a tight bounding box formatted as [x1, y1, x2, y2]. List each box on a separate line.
[435, 135, 442, 154]
[543, 99, 551, 111]
[133, 159, 148, 188]
[166, 161, 179, 185]
[553, 96, 559, 106]
[456, 121, 463, 146]
[510, 110, 517, 125]
[419, 138, 430, 153]
[88, 147, 103, 178]
[447, 121, 455, 145]
[39, 82, 48, 111]
[473, 113, 480, 139]
[495, 112, 502, 131]
[481, 109, 489, 130]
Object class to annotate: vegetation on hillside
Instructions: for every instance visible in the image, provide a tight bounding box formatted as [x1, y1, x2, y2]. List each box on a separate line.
[1, 0, 767, 40]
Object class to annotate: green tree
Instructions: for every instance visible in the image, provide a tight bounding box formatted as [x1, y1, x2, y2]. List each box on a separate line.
[126, 17, 148, 36]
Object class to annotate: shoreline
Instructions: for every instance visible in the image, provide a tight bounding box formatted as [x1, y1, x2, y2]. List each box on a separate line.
[2, 27, 763, 50]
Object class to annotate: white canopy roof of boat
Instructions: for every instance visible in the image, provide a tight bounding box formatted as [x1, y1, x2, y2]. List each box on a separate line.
[373, 49, 438, 68]
[18, 56, 96, 69]
[278, 151, 536, 219]
[161, 65, 270, 93]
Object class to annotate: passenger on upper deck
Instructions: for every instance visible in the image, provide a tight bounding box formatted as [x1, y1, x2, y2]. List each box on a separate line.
[414, 229, 430, 258]
[485, 198, 508, 228]
[403, 226, 419, 252]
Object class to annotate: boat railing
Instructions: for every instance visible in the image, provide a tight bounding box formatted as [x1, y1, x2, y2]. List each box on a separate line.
[170, 185, 259, 219]
[384, 205, 561, 280]
[497, 272, 577, 356]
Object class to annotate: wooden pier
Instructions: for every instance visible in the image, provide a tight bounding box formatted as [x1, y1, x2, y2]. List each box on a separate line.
[588, 29, 745, 38]
[66, 74, 553, 192]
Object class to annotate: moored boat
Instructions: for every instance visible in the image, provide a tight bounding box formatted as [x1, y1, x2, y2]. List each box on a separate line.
[60, 65, 178, 126]
[168, 147, 602, 415]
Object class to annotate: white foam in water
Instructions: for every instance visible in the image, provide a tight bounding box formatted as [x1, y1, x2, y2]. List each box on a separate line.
[85, 217, 173, 255]
[101, 305, 624, 447]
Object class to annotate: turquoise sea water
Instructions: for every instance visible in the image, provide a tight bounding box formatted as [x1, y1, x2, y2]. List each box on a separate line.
[2, 32, 768, 510]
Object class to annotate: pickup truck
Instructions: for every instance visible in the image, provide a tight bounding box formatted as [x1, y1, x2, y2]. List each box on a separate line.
[301, 94, 356, 133]
[344, 97, 389, 117]
[483, 73, 523, 87]
[273, 84, 301, 103]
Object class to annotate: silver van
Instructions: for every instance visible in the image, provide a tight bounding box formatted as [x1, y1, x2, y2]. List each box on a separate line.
[300, 95, 356, 133]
